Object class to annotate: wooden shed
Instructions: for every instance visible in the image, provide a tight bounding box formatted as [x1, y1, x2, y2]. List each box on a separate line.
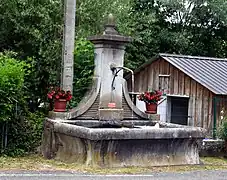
[127, 53, 227, 136]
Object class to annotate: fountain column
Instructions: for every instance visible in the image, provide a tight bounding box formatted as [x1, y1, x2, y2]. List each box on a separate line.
[88, 14, 131, 120]
[61, 0, 76, 92]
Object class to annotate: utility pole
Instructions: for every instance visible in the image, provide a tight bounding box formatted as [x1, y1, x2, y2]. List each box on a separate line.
[61, 0, 76, 92]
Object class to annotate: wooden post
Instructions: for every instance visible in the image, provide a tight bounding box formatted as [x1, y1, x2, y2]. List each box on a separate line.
[61, 0, 76, 92]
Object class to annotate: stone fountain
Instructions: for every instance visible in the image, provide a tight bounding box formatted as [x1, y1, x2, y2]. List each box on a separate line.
[42, 15, 206, 167]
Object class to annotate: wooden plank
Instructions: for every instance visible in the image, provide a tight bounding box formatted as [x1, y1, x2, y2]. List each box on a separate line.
[169, 64, 174, 94]
[191, 80, 197, 127]
[159, 59, 165, 74]
[178, 71, 184, 95]
[147, 64, 154, 90]
[173, 68, 179, 94]
[142, 67, 148, 91]
[163, 60, 170, 74]
[207, 92, 213, 134]
[188, 96, 193, 126]
[196, 84, 203, 127]
[186, 76, 192, 126]
[159, 59, 164, 91]
[200, 87, 205, 128]
[153, 60, 160, 90]
[164, 61, 170, 94]
[203, 88, 209, 129]
[164, 77, 170, 94]
[184, 75, 191, 96]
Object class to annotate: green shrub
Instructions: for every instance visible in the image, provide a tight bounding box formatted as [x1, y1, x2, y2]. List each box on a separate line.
[70, 38, 95, 107]
[5, 112, 45, 156]
[218, 118, 227, 141]
[0, 52, 44, 156]
[0, 52, 27, 122]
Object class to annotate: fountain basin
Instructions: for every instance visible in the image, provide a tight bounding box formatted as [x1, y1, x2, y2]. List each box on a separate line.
[42, 119, 206, 167]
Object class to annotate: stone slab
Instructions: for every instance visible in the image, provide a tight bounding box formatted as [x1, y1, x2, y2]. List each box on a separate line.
[53, 134, 201, 167]
[42, 119, 205, 167]
[200, 139, 227, 157]
[52, 120, 206, 140]
[99, 109, 124, 121]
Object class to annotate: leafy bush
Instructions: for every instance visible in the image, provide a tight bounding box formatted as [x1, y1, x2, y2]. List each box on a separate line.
[218, 118, 227, 141]
[0, 52, 44, 156]
[0, 52, 27, 122]
[70, 38, 95, 107]
[5, 112, 45, 156]
[0, 0, 63, 111]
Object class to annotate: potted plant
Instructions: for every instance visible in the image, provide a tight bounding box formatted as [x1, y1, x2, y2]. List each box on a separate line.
[47, 87, 72, 112]
[138, 90, 162, 114]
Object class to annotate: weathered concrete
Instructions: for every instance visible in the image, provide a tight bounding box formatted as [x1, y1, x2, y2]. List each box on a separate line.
[99, 109, 124, 121]
[200, 139, 227, 157]
[42, 119, 206, 167]
[87, 15, 131, 120]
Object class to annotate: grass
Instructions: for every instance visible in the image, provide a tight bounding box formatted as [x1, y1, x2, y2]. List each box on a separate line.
[0, 155, 227, 174]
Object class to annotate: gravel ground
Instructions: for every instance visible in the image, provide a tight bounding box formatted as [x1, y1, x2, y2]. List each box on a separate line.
[0, 170, 226, 180]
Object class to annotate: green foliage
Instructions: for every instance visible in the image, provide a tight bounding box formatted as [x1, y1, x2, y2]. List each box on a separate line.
[218, 118, 227, 140]
[70, 38, 95, 107]
[125, 0, 227, 69]
[0, 0, 63, 109]
[0, 52, 27, 122]
[4, 112, 45, 156]
[76, 0, 132, 37]
[0, 52, 44, 156]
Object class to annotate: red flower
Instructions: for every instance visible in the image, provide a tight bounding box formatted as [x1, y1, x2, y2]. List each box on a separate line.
[47, 87, 73, 102]
[137, 90, 162, 104]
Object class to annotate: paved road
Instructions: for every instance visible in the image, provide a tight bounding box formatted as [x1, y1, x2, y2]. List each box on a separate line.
[0, 170, 227, 180]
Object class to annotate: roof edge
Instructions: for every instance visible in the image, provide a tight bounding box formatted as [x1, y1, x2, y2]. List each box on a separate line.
[132, 53, 227, 77]
[160, 53, 227, 61]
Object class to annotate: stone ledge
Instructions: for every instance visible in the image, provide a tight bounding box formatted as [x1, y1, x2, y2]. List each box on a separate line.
[51, 119, 206, 140]
[200, 139, 226, 157]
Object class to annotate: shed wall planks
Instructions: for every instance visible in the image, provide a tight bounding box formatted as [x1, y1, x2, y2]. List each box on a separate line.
[131, 57, 227, 133]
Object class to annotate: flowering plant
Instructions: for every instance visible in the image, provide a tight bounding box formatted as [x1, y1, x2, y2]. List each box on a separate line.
[138, 90, 162, 104]
[47, 87, 72, 101]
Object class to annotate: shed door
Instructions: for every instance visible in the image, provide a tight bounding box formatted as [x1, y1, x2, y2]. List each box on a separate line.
[170, 97, 189, 125]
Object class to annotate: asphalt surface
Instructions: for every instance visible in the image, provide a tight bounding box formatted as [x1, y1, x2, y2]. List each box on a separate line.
[0, 170, 227, 180]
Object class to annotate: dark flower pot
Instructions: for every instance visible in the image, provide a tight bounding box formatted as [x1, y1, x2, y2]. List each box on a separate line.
[145, 103, 157, 114]
[54, 99, 67, 112]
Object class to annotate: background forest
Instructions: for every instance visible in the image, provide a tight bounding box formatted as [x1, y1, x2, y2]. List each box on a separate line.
[0, 0, 227, 155]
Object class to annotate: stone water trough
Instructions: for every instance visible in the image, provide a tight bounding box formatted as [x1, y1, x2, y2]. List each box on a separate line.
[42, 15, 206, 167]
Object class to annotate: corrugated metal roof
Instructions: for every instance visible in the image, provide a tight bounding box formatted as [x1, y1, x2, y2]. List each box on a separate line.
[159, 53, 227, 95]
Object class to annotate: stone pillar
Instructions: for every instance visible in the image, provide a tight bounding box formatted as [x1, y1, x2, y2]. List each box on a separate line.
[61, 0, 76, 92]
[88, 14, 131, 120]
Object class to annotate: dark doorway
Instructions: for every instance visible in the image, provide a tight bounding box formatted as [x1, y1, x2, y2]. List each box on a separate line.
[170, 97, 189, 125]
